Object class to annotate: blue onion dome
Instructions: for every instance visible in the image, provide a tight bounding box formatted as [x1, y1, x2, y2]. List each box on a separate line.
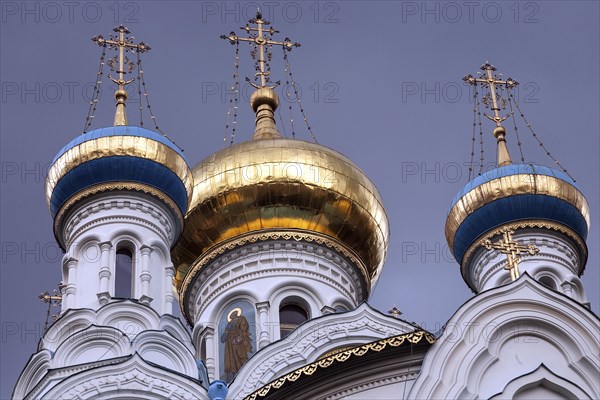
[445, 163, 590, 270]
[45, 126, 193, 248]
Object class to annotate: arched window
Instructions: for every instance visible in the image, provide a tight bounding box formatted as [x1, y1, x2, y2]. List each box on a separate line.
[115, 248, 134, 298]
[539, 276, 557, 290]
[279, 303, 308, 339]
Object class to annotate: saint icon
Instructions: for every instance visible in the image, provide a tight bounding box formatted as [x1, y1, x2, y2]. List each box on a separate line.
[220, 307, 252, 382]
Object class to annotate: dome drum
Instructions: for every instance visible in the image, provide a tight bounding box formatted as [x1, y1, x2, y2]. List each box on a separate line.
[172, 138, 390, 293]
[459, 219, 589, 292]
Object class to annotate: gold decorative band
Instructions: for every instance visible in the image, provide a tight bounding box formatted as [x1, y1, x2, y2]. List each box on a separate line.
[460, 219, 588, 290]
[244, 330, 436, 400]
[178, 229, 371, 310]
[445, 174, 590, 253]
[45, 135, 193, 208]
[53, 182, 184, 249]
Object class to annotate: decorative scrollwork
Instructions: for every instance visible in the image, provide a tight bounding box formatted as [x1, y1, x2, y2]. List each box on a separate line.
[244, 330, 435, 400]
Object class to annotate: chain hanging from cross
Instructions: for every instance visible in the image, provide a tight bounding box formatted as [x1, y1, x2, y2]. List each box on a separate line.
[221, 9, 300, 90]
[463, 62, 520, 167]
[483, 227, 539, 281]
[92, 26, 150, 126]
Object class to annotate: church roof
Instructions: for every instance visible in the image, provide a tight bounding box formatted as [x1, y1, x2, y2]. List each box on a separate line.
[245, 330, 435, 400]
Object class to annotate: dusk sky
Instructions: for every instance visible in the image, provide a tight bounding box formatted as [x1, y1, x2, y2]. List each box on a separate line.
[1, 1, 598, 397]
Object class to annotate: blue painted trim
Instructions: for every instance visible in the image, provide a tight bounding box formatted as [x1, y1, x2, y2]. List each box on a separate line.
[452, 194, 589, 263]
[50, 156, 188, 216]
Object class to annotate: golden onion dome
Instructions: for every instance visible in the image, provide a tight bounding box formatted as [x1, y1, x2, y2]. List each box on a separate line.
[172, 89, 389, 293]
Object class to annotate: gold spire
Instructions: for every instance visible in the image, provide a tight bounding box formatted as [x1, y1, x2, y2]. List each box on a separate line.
[221, 10, 300, 140]
[92, 26, 150, 126]
[464, 63, 519, 167]
[482, 227, 539, 281]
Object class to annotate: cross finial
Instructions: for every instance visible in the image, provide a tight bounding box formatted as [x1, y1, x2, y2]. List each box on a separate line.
[92, 26, 150, 126]
[388, 305, 403, 318]
[39, 283, 63, 332]
[221, 10, 300, 89]
[482, 227, 539, 281]
[464, 63, 519, 166]
[220, 11, 301, 140]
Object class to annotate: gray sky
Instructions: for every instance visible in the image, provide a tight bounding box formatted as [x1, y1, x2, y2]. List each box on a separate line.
[1, 1, 598, 397]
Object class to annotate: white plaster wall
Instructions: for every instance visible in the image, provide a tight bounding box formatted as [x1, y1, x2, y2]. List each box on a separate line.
[58, 191, 180, 315]
[468, 229, 587, 303]
[185, 239, 368, 381]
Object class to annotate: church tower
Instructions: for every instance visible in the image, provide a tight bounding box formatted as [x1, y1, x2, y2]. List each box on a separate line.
[171, 12, 390, 382]
[409, 63, 598, 399]
[14, 27, 207, 399]
[445, 63, 590, 302]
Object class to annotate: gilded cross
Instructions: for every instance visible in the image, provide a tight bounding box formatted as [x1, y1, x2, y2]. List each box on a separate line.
[483, 227, 539, 281]
[92, 26, 150, 126]
[388, 305, 403, 318]
[39, 285, 63, 332]
[463, 62, 519, 127]
[221, 9, 300, 89]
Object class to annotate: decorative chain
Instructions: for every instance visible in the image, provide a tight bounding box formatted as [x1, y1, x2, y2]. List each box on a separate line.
[225, 40, 240, 145]
[137, 53, 183, 152]
[507, 87, 575, 181]
[283, 46, 317, 143]
[82, 45, 106, 133]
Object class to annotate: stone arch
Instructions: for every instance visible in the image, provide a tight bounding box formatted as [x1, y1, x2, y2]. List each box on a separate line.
[490, 364, 592, 399]
[408, 276, 600, 399]
[133, 330, 198, 377]
[538, 274, 558, 290]
[270, 285, 321, 328]
[97, 300, 160, 339]
[52, 325, 131, 368]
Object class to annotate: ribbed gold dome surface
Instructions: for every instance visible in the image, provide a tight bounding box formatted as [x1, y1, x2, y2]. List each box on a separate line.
[171, 138, 389, 290]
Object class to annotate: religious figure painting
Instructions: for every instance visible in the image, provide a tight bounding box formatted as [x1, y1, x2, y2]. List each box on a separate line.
[218, 300, 256, 382]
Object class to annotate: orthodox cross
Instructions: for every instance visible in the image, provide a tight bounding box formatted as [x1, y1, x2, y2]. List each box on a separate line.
[388, 305, 403, 318]
[463, 62, 519, 127]
[483, 227, 539, 281]
[39, 284, 63, 332]
[92, 26, 150, 126]
[221, 9, 300, 89]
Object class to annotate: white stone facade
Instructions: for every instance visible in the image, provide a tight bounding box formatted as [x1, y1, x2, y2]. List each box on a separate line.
[58, 191, 180, 315]
[185, 238, 369, 380]
[466, 227, 589, 304]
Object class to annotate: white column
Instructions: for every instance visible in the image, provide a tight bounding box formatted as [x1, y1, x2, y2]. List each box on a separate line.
[561, 281, 574, 297]
[65, 257, 78, 309]
[203, 326, 216, 380]
[164, 262, 176, 314]
[255, 301, 271, 349]
[97, 241, 112, 305]
[139, 245, 153, 305]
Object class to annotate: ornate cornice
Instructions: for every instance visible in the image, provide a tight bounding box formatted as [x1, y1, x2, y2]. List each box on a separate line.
[55, 183, 183, 249]
[244, 330, 435, 400]
[192, 264, 360, 320]
[325, 371, 421, 400]
[180, 230, 370, 318]
[461, 219, 588, 290]
[229, 303, 414, 398]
